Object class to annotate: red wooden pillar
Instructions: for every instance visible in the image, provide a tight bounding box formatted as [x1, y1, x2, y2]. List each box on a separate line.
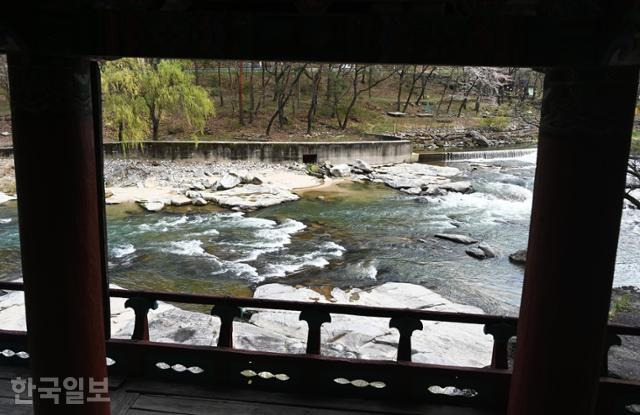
[8, 54, 110, 414]
[508, 67, 638, 414]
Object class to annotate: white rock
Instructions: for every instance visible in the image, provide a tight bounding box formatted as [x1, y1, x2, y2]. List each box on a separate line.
[352, 160, 372, 173]
[138, 200, 164, 212]
[0, 132, 9, 137]
[330, 164, 351, 177]
[0, 192, 16, 205]
[199, 192, 218, 201]
[251, 282, 492, 366]
[243, 175, 264, 185]
[170, 196, 192, 206]
[477, 242, 497, 258]
[192, 197, 207, 206]
[208, 184, 299, 210]
[372, 163, 459, 189]
[422, 185, 447, 196]
[439, 181, 473, 194]
[401, 187, 422, 195]
[185, 190, 202, 199]
[434, 233, 478, 244]
[190, 182, 206, 191]
[219, 174, 242, 189]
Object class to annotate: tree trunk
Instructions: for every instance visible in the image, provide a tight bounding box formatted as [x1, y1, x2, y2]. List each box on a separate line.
[118, 121, 123, 142]
[248, 62, 255, 124]
[238, 61, 244, 126]
[152, 117, 160, 141]
[396, 66, 405, 112]
[307, 65, 323, 135]
[217, 62, 224, 106]
[457, 78, 478, 118]
[625, 192, 640, 209]
[436, 70, 455, 116]
[266, 65, 306, 136]
[193, 60, 201, 86]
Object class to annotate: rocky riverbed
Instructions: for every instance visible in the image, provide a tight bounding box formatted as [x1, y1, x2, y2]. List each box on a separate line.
[102, 158, 478, 213]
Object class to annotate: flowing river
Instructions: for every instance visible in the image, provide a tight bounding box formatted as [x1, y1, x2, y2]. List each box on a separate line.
[0, 150, 638, 315]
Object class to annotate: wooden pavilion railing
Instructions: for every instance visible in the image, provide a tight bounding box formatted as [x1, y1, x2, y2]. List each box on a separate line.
[0, 281, 638, 413]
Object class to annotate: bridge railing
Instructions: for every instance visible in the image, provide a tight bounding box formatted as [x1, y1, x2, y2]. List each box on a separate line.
[0, 281, 637, 413]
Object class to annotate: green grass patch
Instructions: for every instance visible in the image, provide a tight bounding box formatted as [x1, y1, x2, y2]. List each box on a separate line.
[609, 293, 632, 319]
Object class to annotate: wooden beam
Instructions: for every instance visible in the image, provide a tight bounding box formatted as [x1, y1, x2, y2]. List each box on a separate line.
[0, 3, 639, 66]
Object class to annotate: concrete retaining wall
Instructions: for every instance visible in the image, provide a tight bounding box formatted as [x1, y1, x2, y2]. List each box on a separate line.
[102, 140, 412, 165]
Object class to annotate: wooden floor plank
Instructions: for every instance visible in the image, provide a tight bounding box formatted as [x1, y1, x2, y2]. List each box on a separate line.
[127, 410, 185, 415]
[110, 389, 140, 415]
[123, 379, 501, 415]
[132, 393, 380, 415]
[0, 397, 33, 415]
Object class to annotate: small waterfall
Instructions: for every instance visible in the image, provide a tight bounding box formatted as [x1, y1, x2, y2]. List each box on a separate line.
[444, 148, 537, 162]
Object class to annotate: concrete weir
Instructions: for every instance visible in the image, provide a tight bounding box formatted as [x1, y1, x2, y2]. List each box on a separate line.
[102, 140, 412, 164]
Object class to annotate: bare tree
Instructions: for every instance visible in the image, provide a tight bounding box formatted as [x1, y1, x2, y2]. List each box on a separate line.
[457, 67, 511, 117]
[217, 62, 224, 106]
[414, 66, 437, 107]
[248, 62, 255, 124]
[237, 61, 244, 125]
[306, 64, 324, 135]
[266, 63, 307, 136]
[395, 66, 406, 112]
[401, 65, 433, 112]
[334, 64, 394, 130]
[0, 55, 8, 97]
[626, 158, 640, 209]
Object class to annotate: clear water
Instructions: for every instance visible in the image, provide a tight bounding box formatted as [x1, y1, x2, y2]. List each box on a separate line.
[0, 151, 638, 315]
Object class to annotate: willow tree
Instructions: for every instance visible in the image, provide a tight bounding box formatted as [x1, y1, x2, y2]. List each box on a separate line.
[102, 58, 214, 143]
[101, 59, 149, 143]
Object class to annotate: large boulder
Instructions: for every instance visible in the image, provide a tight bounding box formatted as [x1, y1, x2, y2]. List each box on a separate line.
[509, 249, 527, 265]
[0, 192, 16, 205]
[219, 173, 242, 190]
[466, 247, 487, 260]
[330, 164, 351, 177]
[250, 283, 493, 366]
[434, 233, 478, 245]
[170, 196, 192, 206]
[208, 184, 299, 211]
[477, 242, 497, 258]
[439, 181, 473, 194]
[467, 130, 491, 147]
[465, 243, 497, 260]
[400, 187, 422, 195]
[190, 182, 206, 191]
[352, 160, 372, 174]
[138, 200, 164, 212]
[185, 190, 202, 199]
[371, 163, 459, 190]
[192, 197, 207, 206]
